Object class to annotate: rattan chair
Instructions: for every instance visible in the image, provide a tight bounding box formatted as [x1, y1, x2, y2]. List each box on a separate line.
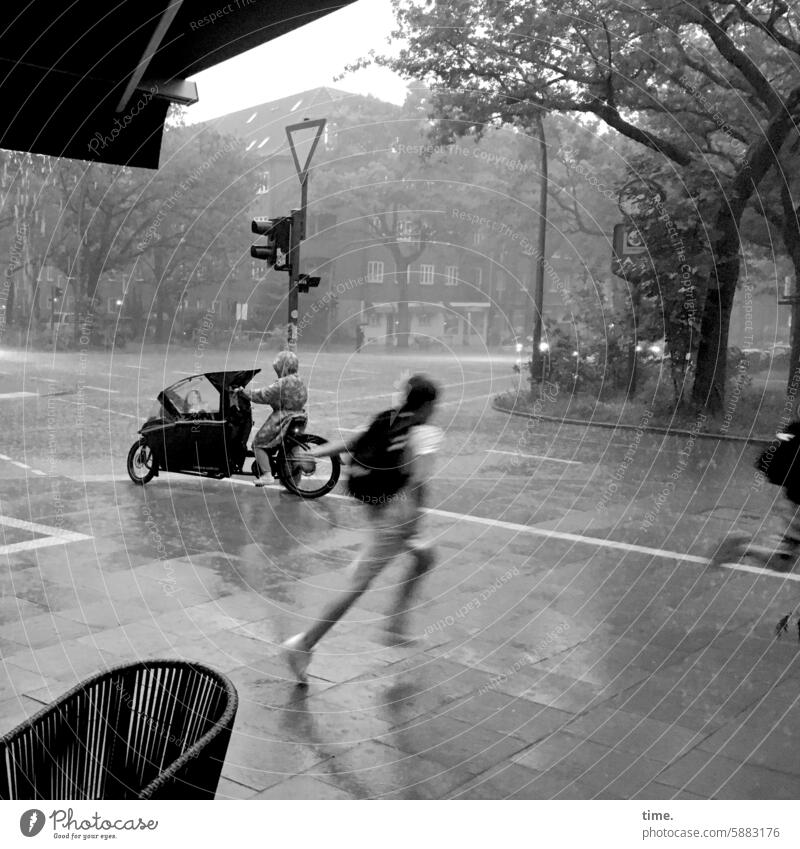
[0, 660, 238, 800]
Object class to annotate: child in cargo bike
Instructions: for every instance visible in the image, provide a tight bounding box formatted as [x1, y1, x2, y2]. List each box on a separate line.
[710, 419, 800, 569]
[236, 350, 308, 485]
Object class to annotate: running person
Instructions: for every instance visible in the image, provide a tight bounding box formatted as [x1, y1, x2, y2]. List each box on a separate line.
[281, 374, 441, 684]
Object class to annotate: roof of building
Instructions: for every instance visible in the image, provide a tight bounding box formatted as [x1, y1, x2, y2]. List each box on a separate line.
[0, 1, 355, 169]
[200, 87, 396, 158]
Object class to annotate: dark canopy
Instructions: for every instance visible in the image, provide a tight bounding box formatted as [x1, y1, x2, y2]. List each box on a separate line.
[0, 0, 354, 168]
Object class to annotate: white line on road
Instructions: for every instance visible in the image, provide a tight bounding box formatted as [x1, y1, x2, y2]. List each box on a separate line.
[123, 365, 145, 369]
[486, 448, 582, 466]
[0, 454, 48, 476]
[0, 515, 92, 556]
[0, 391, 37, 400]
[101, 472, 797, 583]
[56, 398, 139, 420]
[84, 386, 120, 394]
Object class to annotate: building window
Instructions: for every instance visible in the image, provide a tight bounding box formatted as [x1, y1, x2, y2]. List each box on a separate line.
[256, 170, 270, 194]
[367, 261, 384, 283]
[445, 265, 459, 286]
[47, 266, 54, 282]
[417, 313, 431, 327]
[397, 219, 415, 242]
[474, 267, 483, 290]
[420, 264, 435, 285]
[368, 312, 382, 327]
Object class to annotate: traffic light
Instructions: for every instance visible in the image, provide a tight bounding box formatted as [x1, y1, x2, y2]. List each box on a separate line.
[51, 286, 63, 304]
[251, 216, 292, 269]
[297, 274, 320, 294]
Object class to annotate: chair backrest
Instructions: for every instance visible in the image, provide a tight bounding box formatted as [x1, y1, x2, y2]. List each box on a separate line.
[0, 660, 238, 800]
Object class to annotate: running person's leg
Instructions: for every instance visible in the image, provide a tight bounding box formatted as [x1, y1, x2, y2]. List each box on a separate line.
[282, 502, 410, 682]
[385, 543, 435, 643]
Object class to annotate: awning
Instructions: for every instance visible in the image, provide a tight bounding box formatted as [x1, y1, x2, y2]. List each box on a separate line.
[0, 1, 355, 168]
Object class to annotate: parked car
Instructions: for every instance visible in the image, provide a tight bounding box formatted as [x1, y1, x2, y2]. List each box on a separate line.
[741, 347, 769, 370]
[767, 342, 791, 365]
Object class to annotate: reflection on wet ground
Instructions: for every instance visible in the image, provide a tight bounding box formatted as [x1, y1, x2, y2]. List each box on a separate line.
[1, 349, 799, 799]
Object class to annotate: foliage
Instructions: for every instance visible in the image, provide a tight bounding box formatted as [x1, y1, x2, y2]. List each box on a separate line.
[378, 0, 800, 411]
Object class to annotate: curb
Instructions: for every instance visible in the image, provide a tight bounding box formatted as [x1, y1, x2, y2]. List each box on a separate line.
[492, 400, 774, 447]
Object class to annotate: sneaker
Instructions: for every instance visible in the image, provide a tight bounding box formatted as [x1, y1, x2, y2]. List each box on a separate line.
[281, 633, 312, 685]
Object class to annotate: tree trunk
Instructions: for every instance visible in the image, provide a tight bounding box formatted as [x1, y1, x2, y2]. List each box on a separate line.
[692, 86, 800, 414]
[780, 180, 800, 404]
[528, 111, 548, 399]
[691, 248, 738, 414]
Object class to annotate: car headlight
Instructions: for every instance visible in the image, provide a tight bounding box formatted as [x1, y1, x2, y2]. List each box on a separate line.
[515, 342, 523, 353]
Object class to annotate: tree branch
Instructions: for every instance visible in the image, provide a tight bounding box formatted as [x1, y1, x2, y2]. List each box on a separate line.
[698, 4, 784, 113]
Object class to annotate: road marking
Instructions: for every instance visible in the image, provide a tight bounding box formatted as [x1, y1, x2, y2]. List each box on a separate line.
[0, 454, 48, 476]
[306, 376, 498, 409]
[486, 448, 582, 466]
[84, 386, 120, 394]
[439, 392, 497, 408]
[0, 391, 37, 400]
[64, 467, 794, 583]
[0, 515, 91, 556]
[56, 398, 139, 420]
[123, 365, 145, 369]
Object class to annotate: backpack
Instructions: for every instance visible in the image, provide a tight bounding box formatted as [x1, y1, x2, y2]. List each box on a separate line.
[345, 409, 415, 506]
[755, 423, 800, 487]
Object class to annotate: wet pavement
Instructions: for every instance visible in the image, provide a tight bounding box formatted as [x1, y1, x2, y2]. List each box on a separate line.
[1, 345, 799, 799]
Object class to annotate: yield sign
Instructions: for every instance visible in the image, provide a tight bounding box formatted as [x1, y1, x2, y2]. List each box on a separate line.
[285, 118, 326, 182]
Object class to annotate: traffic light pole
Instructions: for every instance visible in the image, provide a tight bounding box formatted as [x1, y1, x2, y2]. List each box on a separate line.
[287, 205, 303, 353]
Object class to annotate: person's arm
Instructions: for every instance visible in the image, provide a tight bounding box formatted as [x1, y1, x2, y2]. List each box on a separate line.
[307, 433, 361, 459]
[243, 382, 280, 406]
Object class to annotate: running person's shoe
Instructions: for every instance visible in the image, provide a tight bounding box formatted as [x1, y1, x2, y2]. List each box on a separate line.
[281, 633, 312, 685]
[707, 534, 750, 567]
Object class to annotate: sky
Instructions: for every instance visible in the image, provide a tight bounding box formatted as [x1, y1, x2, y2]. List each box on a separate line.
[185, 0, 408, 124]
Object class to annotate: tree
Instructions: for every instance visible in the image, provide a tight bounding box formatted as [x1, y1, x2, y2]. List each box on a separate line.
[378, 0, 800, 413]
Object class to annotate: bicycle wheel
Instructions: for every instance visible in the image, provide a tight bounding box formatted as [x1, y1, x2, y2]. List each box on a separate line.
[277, 433, 340, 499]
[127, 439, 156, 485]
